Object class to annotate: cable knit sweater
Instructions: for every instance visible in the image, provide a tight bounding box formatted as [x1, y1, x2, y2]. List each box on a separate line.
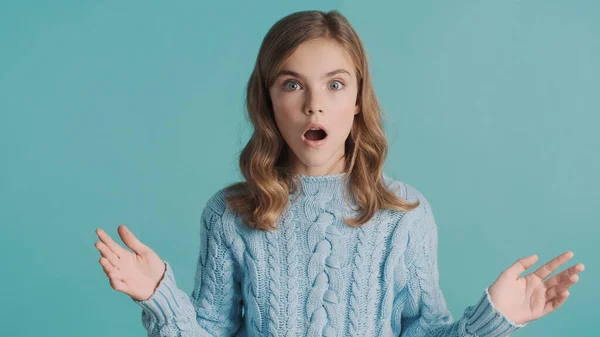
[132, 172, 527, 336]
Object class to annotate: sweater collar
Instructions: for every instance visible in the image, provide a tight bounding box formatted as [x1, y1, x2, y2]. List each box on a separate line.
[293, 172, 350, 198]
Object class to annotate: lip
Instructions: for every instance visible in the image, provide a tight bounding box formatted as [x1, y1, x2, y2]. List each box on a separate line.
[301, 122, 328, 148]
[302, 122, 328, 136]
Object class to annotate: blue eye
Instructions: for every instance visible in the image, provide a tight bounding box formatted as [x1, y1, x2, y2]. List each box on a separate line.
[329, 80, 345, 90]
[282, 80, 345, 91]
[283, 81, 301, 91]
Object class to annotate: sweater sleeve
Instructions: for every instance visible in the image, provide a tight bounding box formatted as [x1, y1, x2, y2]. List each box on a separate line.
[131, 196, 243, 336]
[398, 185, 527, 337]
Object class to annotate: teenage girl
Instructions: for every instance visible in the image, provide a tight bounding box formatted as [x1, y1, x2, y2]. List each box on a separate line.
[94, 10, 584, 337]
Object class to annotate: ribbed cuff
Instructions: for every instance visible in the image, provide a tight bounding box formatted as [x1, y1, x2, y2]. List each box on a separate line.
[465, 287, 527, 336]
[131, 261, 182, 325]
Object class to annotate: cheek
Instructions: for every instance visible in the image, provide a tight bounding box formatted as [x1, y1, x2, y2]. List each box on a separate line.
[273, 93, 301, 114]
[332, 95, 358, 130]
[273, 102, 302, 137]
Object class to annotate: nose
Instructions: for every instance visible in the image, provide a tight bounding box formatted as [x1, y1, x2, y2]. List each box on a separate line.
[304, 90, 324, 115]
[306, 107, 323, 115]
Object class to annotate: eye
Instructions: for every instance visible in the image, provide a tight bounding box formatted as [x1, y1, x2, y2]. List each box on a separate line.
[283, 80, 301, 91]
[329, 80, 345, 91]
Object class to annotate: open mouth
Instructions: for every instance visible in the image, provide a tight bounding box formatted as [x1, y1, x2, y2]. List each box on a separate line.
[304, 128, 328, 141]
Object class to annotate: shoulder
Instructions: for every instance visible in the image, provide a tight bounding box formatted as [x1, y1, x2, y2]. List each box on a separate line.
[382, 173, 437, 234]
[203, 183, 245, 217]
[203, 188, 228, 216]
[382, 175, 440, 270]
[382, 173, 433, 214]
[201, 187, 242, 248]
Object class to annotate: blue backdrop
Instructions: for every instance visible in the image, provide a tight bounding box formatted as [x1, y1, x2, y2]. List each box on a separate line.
[1, 1, 597, 336]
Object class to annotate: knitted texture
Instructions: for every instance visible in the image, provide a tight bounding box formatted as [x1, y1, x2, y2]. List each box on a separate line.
[133, 173, 527, 336]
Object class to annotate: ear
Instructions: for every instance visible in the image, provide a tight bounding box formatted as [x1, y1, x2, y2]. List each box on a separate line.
[354, 104, 360, 115]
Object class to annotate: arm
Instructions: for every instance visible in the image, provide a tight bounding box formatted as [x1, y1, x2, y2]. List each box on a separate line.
[398, 185, 526, 337]
[132, 195, 243, 336]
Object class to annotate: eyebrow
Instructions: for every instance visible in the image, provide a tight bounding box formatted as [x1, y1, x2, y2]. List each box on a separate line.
[275, 68, 352, 81]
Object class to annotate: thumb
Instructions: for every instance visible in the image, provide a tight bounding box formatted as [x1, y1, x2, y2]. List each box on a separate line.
[118, 225, 147, 255]
[506, 254, 539, 278]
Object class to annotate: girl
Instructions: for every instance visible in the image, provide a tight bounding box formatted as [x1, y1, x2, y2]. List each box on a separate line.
[94, 10, 584, 337]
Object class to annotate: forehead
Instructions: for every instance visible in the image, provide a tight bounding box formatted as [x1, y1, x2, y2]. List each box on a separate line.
[278, 38, 355, 77]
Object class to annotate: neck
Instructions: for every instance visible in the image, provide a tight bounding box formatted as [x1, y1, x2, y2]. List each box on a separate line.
[287, 148, 346, 177]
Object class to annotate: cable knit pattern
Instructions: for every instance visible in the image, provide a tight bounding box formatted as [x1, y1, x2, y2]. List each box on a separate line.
[266, 227, 281, 337]
[132, 172, 527, 337]
[283, 208, 299, 337]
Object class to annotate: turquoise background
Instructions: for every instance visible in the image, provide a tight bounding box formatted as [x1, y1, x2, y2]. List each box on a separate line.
[1, 1, 597, 336]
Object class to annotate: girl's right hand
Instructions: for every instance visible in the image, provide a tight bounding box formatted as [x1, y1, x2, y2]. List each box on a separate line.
[95, 225, 166, 301]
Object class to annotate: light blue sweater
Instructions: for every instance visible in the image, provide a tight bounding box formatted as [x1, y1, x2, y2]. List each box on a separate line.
[133, 172, 527, 336]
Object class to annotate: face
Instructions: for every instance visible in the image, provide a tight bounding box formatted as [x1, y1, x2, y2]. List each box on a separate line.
[269, 38, 360, 176]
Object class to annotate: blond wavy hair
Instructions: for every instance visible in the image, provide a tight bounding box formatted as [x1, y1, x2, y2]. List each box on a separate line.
[224, 10, 419, 231]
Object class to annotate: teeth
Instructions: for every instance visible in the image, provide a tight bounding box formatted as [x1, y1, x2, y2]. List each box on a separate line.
[310, 128, 321, 130]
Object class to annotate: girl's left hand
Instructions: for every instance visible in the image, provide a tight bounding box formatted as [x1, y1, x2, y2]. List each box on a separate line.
[488, 251, 585, 325]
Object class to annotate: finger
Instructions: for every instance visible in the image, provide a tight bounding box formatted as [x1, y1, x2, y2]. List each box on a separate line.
[109, 276, 127, 292]
[507, 254, 539, 278]
[95, 241, 120, 269]
[100, 257, 126, 292]
[532, 251, 574, 280]
[546, 273, 579, 302]
[99, 257, 119, 277]
[544, 263, 585, 289]
[542, 290, 569, 317]
[96, 228, 127, 258]
[118, 225, 147, 255]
